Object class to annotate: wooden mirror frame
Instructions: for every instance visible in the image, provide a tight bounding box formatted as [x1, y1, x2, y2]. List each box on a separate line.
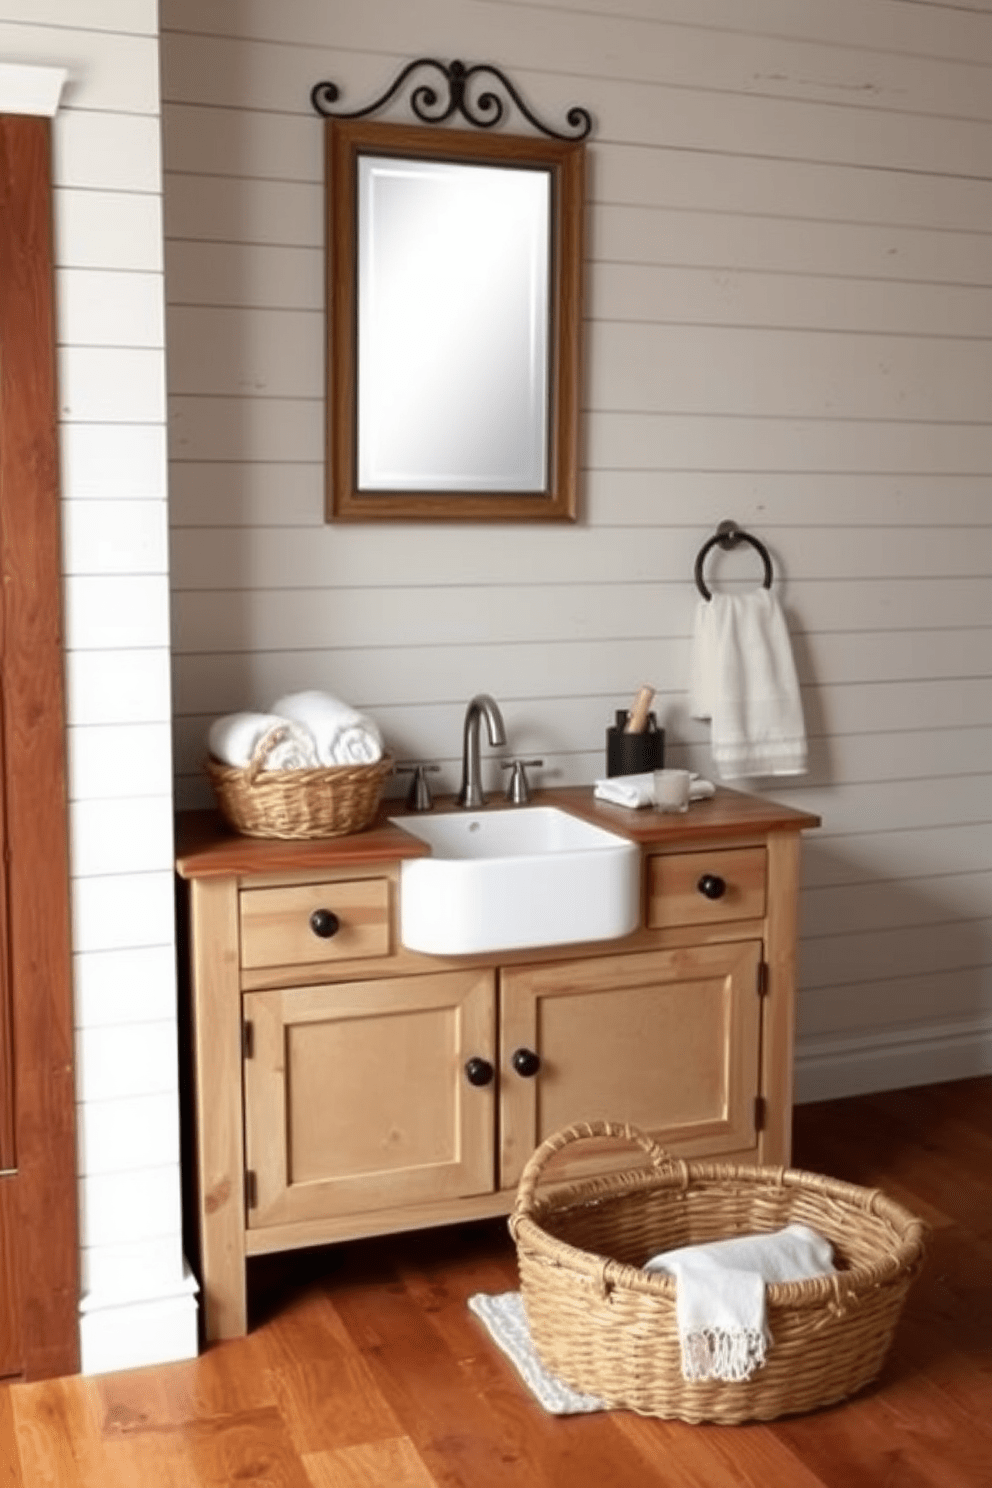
[324, 118, 585, 522]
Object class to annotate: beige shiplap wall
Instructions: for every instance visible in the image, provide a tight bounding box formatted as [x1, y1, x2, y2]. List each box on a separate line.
[161, 0, 992, 1101]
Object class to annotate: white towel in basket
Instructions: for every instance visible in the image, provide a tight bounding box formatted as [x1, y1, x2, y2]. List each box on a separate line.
[644, 1223, 835, 1382]
[207, 712, 319, 771]
[271, 690, 383, 766]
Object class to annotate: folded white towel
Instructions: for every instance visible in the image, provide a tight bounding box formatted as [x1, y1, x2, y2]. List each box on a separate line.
[271, 690, 384, 767]
[690, 590, 807, 780]
[644, 1223, 835, 1382]
[593, 772, 716, 809]
[208, 712, 319, 771]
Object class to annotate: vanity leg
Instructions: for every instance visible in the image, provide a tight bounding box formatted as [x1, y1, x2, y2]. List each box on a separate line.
[762, 831, 802, 1168]
[189, 876, 248, 1340]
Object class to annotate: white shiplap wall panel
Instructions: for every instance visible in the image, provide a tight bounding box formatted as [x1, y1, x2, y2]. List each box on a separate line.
[54, 188, 163, 270]
[798, 970, 992, 1044]
[162, 0, 992, 1108]
[63, 499, 169, 574]
[495, 0, 992, 63]
[173, 398, 992, 478]
[160, 0, 992, 65]
[592, 267, 992, 340]
[600, 147, 992, 235]
[57, 268, 166, 348]
[0, 22, 160, 113]
[590, 323, 992, 422]
[167, 518, 992, 591]
[0, 2, 156, 31]
[803, 873, 992, 939]
[592, 204, 992, 287]
[168, 462, 992, 530]
[169, 581, 692, 654]
[157, 29, 992, 180]
[69, 722, 174, 801]
[54, 109, 163, 192]
[165, 241, 323, 312]
[589, 414, 992, 474]
[801, 823, 992, 887]
[159, 107, 992, 239]
[155, 6, 992, 136]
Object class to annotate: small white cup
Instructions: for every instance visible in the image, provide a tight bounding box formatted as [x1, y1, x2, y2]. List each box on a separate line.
[653, 768, 692, 813]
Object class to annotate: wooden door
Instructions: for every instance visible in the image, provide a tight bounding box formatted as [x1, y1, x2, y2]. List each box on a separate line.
[0, 739, 17, 1377]
[243, 969, 496, 1227]
[499, 942, 763, 1190]
[0, 113, 79, 1379]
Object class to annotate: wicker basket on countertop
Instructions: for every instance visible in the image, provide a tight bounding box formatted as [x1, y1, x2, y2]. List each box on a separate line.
[509, 1120, 927, 1425]
[205, 726, 393, 840]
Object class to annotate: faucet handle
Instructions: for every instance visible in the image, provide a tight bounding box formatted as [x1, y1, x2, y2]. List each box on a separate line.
[396, 761, 440, 811]
[501, 758, 544, 805]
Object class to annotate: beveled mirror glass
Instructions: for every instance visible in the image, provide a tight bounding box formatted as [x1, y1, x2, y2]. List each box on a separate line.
[324, 118, 585, 521]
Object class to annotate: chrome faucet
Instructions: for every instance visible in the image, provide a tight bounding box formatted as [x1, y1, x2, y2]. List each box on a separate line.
[457, 694, 506, 808]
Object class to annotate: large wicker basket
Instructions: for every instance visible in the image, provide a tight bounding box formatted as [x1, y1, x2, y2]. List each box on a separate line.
[205, 728, 393, 839]
[509, 1121, 927, 1424]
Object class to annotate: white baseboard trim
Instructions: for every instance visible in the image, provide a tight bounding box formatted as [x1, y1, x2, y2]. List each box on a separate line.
[795, 1018, 992, 1105]
[79, 1262, 199, 1376]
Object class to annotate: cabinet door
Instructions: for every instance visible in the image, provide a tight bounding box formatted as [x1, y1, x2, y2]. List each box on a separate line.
[244, 969, 495, 1227]
[499, 943, 762, 1190]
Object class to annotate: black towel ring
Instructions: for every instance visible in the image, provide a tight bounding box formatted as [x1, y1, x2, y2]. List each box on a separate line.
[694, 520, 774, 601]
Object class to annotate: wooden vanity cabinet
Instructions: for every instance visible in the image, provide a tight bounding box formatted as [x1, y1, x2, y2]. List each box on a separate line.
[242, 968, 496, 1229]
[176, 789, 817, 1342]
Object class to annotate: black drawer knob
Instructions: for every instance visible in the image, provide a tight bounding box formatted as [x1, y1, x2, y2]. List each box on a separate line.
[309, 908, 341, 939]
[697, 874, 727, 900]
[511, 1047, 541, 1078]
[464, 1057, 494, 1087]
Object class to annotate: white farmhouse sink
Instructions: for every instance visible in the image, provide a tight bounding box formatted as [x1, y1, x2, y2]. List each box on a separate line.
[389, 806, 640, 955]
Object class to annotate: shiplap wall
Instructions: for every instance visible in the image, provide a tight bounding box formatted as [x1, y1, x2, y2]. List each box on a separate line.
[0, 1, 196, 1371]
[161, 0, 992, 1101]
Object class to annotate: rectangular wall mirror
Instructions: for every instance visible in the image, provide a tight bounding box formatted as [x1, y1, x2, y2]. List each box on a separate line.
[324, 119, 585, 521]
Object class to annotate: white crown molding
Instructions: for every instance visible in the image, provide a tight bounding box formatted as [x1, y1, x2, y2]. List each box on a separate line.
[0, 63, 67, 117]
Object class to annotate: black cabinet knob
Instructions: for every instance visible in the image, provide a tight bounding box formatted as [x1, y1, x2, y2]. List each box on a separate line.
[464, 1057, 494, 1087]
[511, 1047, 541, 1078]
[697, 874, 727, 901]
[309, 908, 341, 938]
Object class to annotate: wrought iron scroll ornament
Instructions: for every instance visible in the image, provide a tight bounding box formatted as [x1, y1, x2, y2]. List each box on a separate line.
[310, 58, 593, 141]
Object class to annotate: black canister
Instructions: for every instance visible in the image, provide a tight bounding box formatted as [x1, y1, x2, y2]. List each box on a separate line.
[606, 709, 666, 777]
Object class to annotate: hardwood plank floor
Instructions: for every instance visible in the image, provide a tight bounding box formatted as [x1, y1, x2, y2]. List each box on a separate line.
[3, 1077, 990, 1486]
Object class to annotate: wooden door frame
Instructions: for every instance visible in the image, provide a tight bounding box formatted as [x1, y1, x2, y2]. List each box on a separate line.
[0, 112, 80, 1379]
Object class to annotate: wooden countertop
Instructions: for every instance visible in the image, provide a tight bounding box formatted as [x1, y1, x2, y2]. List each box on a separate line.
[175, 785, 820, 879]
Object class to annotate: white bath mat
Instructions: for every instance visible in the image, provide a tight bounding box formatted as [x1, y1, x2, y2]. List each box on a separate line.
[468, 1291, 607, 1415]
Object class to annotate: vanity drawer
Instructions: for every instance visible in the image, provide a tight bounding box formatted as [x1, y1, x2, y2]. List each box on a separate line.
[647, 847, 766, 930]
[240, 878, 391, 970]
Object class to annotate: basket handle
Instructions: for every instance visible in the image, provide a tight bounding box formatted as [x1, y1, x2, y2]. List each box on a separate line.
[512, 1119, 684, 1220]
[245, 725, 293, 784]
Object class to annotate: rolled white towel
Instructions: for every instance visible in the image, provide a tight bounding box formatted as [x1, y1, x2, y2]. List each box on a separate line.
[208, 712, 319, 771]
[271, 690, 383, 766]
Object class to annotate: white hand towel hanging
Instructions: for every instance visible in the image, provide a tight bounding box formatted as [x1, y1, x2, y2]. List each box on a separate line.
[690, 589, 807, 780]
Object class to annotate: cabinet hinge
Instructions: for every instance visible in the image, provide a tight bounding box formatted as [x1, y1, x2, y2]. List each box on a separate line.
[754, 1095, 767, 1132]
[756, 960, 769, 997]
[242, 1019, 254, 1059]
[245, 1170, 257, 1210]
